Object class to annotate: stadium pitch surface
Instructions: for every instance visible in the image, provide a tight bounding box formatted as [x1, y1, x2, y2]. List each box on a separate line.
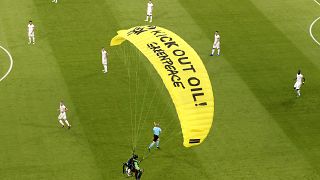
[1, 0, 320, 179]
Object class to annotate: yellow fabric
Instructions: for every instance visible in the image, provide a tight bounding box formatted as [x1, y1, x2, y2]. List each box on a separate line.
[111, 26, 214, 147]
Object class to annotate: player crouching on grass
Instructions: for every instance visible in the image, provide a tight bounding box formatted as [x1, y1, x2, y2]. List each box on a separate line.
[148, 122, 161, 151]
[58, 101, 71, 129]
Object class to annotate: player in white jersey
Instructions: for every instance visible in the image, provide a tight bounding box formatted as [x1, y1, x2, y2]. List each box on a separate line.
[58, 101, 71, 129]
[101, 48, 108, 73]
[52, 0, 57, 3]
[293, 70, 305, 97]
[145, 0, 153, 23]
[27, 21, 35, 45]
[210, 31, 221, 56]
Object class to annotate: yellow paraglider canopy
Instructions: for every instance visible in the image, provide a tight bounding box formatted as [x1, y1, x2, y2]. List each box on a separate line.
[111, 25, 214, 147]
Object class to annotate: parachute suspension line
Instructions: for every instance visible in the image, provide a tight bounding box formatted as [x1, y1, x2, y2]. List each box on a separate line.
[114, 39, 181, 153]
[137, 85, 166, 158]
[142, 83, 170, 127]
[115, 46, 132, 150]
[128, 46, 138, 150]
[156, 86, 182, 148]
[161, 132, 182, 147]
[118, 44, 181, 153]
[158, 85, 181, 146]
[122, 45, 135, 152]
[126, 46, 147, 151]
[119, 45, 156, 154]
[135, 58, 167, 145]
[131, 48, 167, 151]
[159, 87, 178, 127]
[138, 86, 163, 146]
[134, 52, 153, 147]
[136, 83, 165, 145]
[133, 50, 141, 150]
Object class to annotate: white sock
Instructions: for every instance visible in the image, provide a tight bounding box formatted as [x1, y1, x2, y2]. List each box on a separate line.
[150, 16, 152, 22]
[28, 36, 32, 44]
[297, 90, 301, 96]
[64, 120, 71, 127]
[104, 64, 108, 72]
[217, 49, 220, 55]
[211, 48, 215, 55]
[32, 37, 35, 44]
[156, 140, 159, 147]
[59, 120, 65, 126]
[145, 16, 149, 21]
[149, 142, 155, 149]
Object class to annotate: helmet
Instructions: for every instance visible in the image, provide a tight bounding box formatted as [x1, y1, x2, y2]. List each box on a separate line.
[133, 154, 138, 159]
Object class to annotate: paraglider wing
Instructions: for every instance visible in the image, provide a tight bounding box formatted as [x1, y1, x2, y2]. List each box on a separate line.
[111, 25, 214, 147]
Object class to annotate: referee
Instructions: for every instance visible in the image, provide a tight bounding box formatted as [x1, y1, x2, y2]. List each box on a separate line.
[148, 122, 162, 151]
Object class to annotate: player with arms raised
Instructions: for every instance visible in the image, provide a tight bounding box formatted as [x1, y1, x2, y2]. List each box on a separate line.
[294, 70, 305, 97]
[58, 101, 71, 129]
[210, 31, 220, 56]
[27, 21, 35, 45]
[145, 0, 153, 23]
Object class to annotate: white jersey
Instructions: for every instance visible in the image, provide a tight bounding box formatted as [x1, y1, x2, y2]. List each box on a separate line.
[60, 104, 67, 114]
[28, 24, 35, 35]
[296, 74, 303, 83]
[147, 2, 153, 15]
[58, 104, 67, 120]
[102, 50, 107, 64]
[214, 34, 220, 45]
[213, 34, 220, 49]
[294, 73, 304, 90]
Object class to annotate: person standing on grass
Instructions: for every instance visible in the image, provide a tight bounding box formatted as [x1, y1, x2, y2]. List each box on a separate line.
[58, 101, 71, 129]
[210, 31, 221, 56]
[101, 47, 108, 73]
[148, 122, 161, 151]
[294, 70, 305, 97]
[145, 0, 153, 23]
[27, 21, 35, 45]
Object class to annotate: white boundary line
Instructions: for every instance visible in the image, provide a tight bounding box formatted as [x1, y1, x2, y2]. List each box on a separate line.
[310, 17, 320, 46]
[309, 0, 320, 46]
[0, 45, 13, 82]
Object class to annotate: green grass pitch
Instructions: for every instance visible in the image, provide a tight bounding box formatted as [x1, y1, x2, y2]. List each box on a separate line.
[1, 0, 320, 179]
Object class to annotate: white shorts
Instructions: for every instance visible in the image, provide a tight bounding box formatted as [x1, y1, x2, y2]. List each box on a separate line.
[58, 112, 67, 120]
[28, 32, 34, 37]
[294, 82, 302, 90]
[102, 58, 107, 64]
[213, 42, 220, 49]
[147, 10, 153, 16]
